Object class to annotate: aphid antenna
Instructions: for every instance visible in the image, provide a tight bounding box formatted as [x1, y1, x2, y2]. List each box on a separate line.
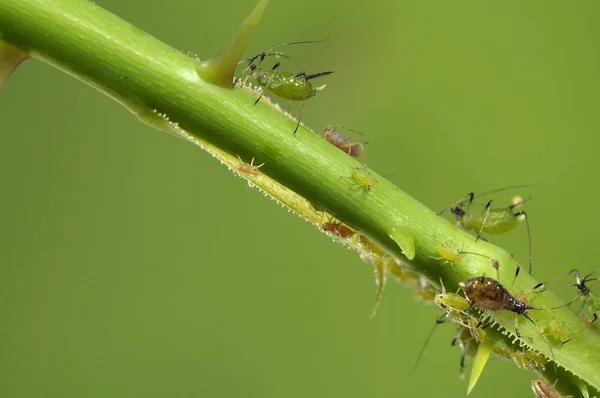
[326, 125, 367, 136]
[476, 183, 539, 200]
[409, 313, 447, 375]
[245, 38, 330, 65]
[237, 51, 291, 65]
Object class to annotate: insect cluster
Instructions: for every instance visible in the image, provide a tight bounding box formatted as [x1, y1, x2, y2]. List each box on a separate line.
[230, 40, 598, 397]
[232, 40, 375, 191]
[425, 190, 599, 396]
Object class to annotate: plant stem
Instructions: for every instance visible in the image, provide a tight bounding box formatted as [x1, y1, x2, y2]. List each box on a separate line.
[1, 0, 599, 394]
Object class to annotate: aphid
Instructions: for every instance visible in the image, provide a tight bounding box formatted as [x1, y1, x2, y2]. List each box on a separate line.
[509, 347, 547, 370]
[236, 156, 265, 175]
[531, 378, 563, 398]
[234, 40, 334, 134]
[438, 186, 533, 274]
[459, 276, 537, 336]
[459, 275, 569, 361]
[322, 221, 355, 239]
[436, 244, 463, 264]
[346, 166, 378, 191]
[534, 268, 600, 318]
[540, 319, 578, 346]
[321, 125, 367, 158]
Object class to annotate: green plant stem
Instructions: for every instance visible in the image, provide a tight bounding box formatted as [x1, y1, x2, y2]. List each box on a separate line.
[1, 0, 599, 394]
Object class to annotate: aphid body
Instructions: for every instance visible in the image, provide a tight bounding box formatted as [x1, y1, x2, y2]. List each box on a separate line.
[458, 207, 525, 235]
[436, 244, 462, 263]
[321, 125, 365, 157]
[541, 320, 571, 346]
[460, 276, 532, 315]
[322, 222, 354, 239]
[236, 156, 264, 176]
[234, 40, 333, 134]
[252, 67, 324, 101]
[531, 378, 563, 398]
[348, 166, 377, 191]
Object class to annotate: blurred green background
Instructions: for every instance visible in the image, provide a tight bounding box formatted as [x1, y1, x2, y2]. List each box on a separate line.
[1, 0, 599, 397]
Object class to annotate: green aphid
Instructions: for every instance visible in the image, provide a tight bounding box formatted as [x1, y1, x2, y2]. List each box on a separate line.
[542, 320, 572, 346]
[347, 166, 378, 192]
[233, 40, 333, 134]
[438, 186, 533, 274]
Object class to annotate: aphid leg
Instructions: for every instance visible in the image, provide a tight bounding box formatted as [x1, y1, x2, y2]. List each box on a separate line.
[563, 313, 599, 345]
[518, 312, 557, 370]
[514, 210, 533, 275]
[475, 200, 493, 242]
[293, 101, 305, 135]
[451, 333, 468, 379]
[510, 254, 521, 288]
[254, 62, 281, 105]
[410, 314, 447, 375]
[438, 192, 475, 216]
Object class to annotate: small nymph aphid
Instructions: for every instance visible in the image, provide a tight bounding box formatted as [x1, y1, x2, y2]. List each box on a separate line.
[234, 40, 334, 134]
[321, 125, 367, 158]
[346, 166, 378, 192]
[538, 317, 599, 346]
[439, 187, 533, 274]
[236, 156, 265, 176]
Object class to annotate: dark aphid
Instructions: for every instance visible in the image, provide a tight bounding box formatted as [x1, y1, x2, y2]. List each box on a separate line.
[322, 222, 355, 239]
[233, 40, 333, 134]
[438, 185, 534, 275]
[321, 125, 367, 158]
[459, 276, 545, 340]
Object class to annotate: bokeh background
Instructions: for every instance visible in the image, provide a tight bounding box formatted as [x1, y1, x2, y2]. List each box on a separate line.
[1, 0, 599, 397]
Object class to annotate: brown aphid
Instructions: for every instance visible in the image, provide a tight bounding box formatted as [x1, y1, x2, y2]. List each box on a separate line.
[459, 276, 537, 330]
[236, 156, 265, 175]
[322, 222, 355, 239]
[530, 378, 562, 398]
[321, 125, 366, 157]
